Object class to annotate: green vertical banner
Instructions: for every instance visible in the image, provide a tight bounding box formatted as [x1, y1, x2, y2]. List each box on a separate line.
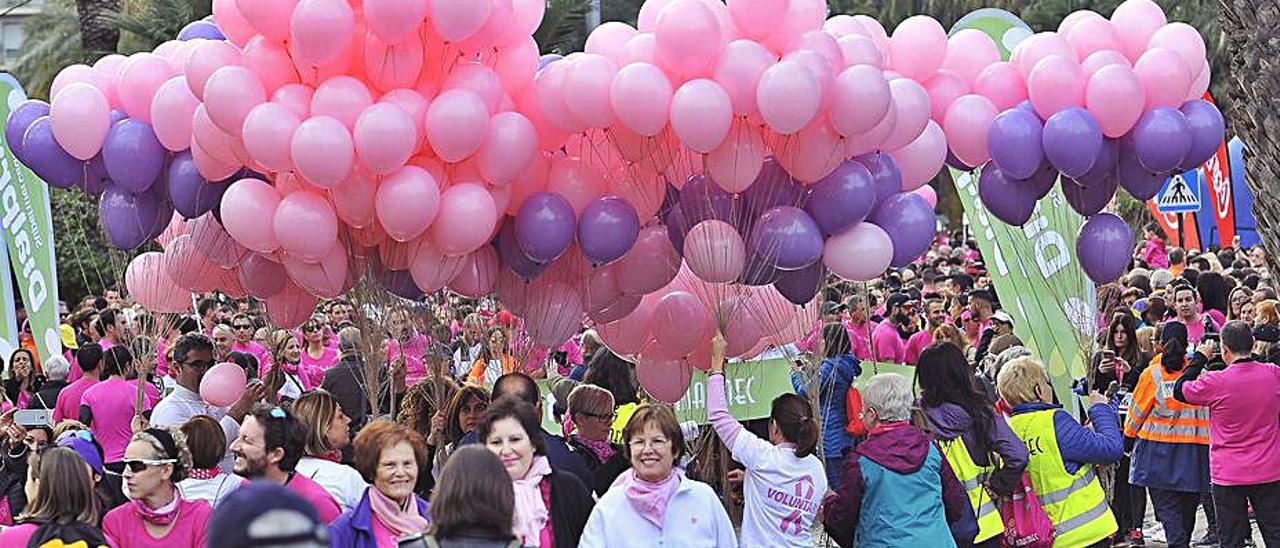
[0, 74, 61, 363]
[950, 12, 1096, 410]
[0, 243, 18, 360]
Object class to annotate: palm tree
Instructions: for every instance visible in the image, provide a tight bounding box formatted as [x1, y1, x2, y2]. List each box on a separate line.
[76, 0, 120, 53]
[11, 0, 87, 99]
[536, 0, 593, 54]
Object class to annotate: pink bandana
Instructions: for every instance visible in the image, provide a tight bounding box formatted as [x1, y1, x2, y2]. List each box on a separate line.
[620, 468, 682, 530]
[132, 489, 182, 526]
[572, 434, 616, 464]
[188, 468, 220, 481]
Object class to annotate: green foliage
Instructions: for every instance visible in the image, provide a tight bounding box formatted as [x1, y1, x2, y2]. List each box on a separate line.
[107, 0, 212, 54]
[50, 190, 135, 305]
[10, 0, 90, 100]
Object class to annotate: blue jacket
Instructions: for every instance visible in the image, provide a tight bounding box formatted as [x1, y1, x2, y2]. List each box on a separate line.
[1009, 402, 1124, 474]
[329, 489, 430, 548]
[793, 354, 861, 458]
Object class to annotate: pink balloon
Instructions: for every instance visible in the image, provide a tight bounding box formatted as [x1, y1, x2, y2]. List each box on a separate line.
[620, 33, 659, 65]
[777, 121, 843, 183]
[282, 242, 348, 298]
[430, 183, 498, 256]
[117, 53, 176, 123]
[1150, 24, 1206, 77]
[943, 29, 1000, 86]
[584, 265, 622, 313]
[1081, 50, 1132, 76]
[241, 102, 301, 172]
[477, 112, 538, 185]
[311, 76, 373, 130]
[1134, 47, 1192, 109]
[615, 226, 680, 296]
[155, 213, 189, 248]
[266, 281, 318, 328]
[449, 246, 500, 297]
[193, 105, 241, 164]
[943, 94, 999, 168]
[1110, 0, 1167, 62]
[243, 36, 302, 94]
[1187, 59, 1210, 100]
[563, 54, 618, 128]
[889, 15, 947, 82]
[728, 0, 786, 39]
[524, 282, 584, 347]
[913, 184, 938, 208]
[410, 236, 467, 292]
[92, 55, 127, 107]
[430, 0, 491, 42]
[654, 0, 724, 78]
[882, 78, 932, 150]
[635, 348, 692, 403]
[670, 79, 733, 153]
[330, 169, 377, 228]
[651, 291, 711, 357]
[291, 116, 354, 188]
[756, 60, 820, 134]
[427, 89, 490, 162]
[924, 70, 969, 123]
[824, 222, 893, 281]
[494, 37, 539, 95]
[503, 152, 550, 215]
[239, 253, 289, 298]
[761, 0, 826, 54]
[973, 62, 1027, 112]
[1028, 55, 1086, 119]
[713, 39, 775, 117]
[363, 32, 425, 93]
[823, 14, 867, 38]
[837, 35, 884, 69]
[783, 49, 833, 112]
[184, 42, 241, 101]
[609, 62, 673, 137]
[189, 213, 250, 268]
[353, 103, 416, 175]
[50, 83, 110, 161]
[706, 120, 765, 193]
[1059, 10, 1104, 35]
[221, 179, 282, 253]
[444, 62, 505, 114]
[203, 66, 268, 137]
[786, 30, 844, 75]
[891, 120, 946, 191]
[200, 362, 248, 407]
[376, 166, 441, 242]
[1066, 17, 1124, 60]
[212, 0, 255, 47]
[365, 0, 427, 43]
[844, 103, 897, 157]
[273, 192, 337, 262]
[149, 77, 199, 152]
[1012, 32, 1077, 80]
[236, 0, 297, 41]
[830, 65, 891, 137]
[192, 141, 242, 182]
[125, 252, 192, 313]
[290, 0, 355, 66]
[683, 219, 745, 283]
[163, 235, 224, 292]
[597, 295, 657, 356]
[50, 65, 106, 104]
[1086, 64, 1146, 138]
[586, 22, 639, 66]
[546, 157, 606, 216]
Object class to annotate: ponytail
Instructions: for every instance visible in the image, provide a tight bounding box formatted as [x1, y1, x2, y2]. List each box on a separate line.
[771, 394, 819, 459]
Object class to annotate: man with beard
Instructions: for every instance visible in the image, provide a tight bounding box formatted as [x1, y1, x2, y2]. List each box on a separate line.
[230, 406, 342, 524]
[872, 293, 916, 364]
[905, 297, 948, 364]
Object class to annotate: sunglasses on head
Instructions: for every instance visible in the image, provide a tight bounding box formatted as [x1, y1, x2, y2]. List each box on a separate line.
[122, 458, 176, 473]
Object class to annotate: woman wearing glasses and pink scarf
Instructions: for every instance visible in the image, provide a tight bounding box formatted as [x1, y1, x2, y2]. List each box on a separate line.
[103, 426, 213, 547]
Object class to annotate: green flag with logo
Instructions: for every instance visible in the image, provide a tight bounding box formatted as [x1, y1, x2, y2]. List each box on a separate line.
[950, 12, 1096, 410]
[0, 244, 18, 360]
[0, 74, 61, 363]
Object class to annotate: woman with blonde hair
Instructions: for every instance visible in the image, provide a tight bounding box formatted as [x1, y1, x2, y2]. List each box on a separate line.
[103, 427, 213, 547]
[1255, 299, 1279, 327]
[932, 324, 970, 355]
[291, 389, 367, 513]
[264, 329, 312, 403]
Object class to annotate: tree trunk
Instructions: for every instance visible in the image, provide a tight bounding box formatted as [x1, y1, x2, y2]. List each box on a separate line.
[75, 0, 120, 54]
[1220, 0, 1280, 274]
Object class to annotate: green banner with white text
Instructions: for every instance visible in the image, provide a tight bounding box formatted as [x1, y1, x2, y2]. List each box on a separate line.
[0, 75, 61, 363]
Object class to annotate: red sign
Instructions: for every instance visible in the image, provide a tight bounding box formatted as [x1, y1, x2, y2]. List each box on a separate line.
[1147, 201, 1202, 251]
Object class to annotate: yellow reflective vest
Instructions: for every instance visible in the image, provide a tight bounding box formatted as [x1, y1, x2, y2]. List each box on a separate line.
[940, 436, 1004, 543]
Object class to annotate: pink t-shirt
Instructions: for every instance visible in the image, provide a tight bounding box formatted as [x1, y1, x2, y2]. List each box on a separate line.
[54, 377, 98, 422]
[232, 341, 273, 373]
[904, 329, 933, 365]
[0, 523, 36, 546]
[288, 473, 342, 524]
[1183, 314, 1223, 345]
[156, 338, 170, 378]
[300, 345, 339, 387]
[386, 332, 428, 386]
[1181, 361, 1280, 486]
[82, 378, 156, 462]
[843, 320, 873, 361]
[67, 349, 83, 382]
[871, 320, 906, 364]
[103, 497, 212, 548]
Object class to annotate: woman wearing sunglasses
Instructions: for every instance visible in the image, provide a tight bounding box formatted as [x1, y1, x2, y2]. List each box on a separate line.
[103, 427, 212, 547]
[299, 315, 340, 388]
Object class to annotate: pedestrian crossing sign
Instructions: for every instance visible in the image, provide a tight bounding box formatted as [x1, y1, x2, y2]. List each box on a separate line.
[1156, 170, 1202, 213]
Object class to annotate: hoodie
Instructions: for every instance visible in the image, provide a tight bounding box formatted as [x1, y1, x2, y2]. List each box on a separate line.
[823, 423, 977, 548]
[792, 354, 861, 458]
[923, 402, 1029, 496]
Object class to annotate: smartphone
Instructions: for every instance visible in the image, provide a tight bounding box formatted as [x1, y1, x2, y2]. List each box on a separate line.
[15, 409, 52, 428]
[1101, 350, 1116, 361]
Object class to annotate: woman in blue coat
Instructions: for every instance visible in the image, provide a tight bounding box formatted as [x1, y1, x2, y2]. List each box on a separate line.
[792, 323, 861, 489]
[329, 421, 432, 548]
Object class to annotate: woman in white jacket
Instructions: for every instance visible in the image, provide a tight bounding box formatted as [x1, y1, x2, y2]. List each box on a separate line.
[579, 403, 737, 548]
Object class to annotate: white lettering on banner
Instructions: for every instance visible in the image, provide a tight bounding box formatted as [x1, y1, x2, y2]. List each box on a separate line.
[1205, 155, 1231, 220]
[729, 377, 757, 406]
[0, 182, 46, 312]
[673, 375, 759, 415]
[955, 171, 1012, 278]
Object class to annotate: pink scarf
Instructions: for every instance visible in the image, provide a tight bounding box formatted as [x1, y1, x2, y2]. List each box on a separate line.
[620, 468, 682, 530]
[512, 456, 552, 546]
[368, 487, 429, 538]
[188, 468, 220, 480]
[133, 489, 182, 526]
[572, 434, 616, 463]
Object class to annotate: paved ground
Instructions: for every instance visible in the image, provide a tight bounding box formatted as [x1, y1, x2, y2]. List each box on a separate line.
[1138, 502, 1267, 547]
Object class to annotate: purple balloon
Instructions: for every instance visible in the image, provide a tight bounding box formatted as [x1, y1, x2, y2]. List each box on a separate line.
[99, 184, 171, 249]
[20, 117, 85, 189]
[748, 206, 823, 271]
[680, 173, 731, 220]
[742, 158, 806, 213]
[497, 219, 549, 280]
[1023, 160, 1060, 200]
[103, 119, 167, 193]
[377, 263, 425, 300]
[664, 205, 688, 255]
[167, 151, 228, 219]
[1042, 108, 1103, 179]
[6, 100, 49, 163]
[656, 181, 679, 220]
[1131, 107, 1191, 173]
[514, 192, 576, 263]
[578, 196, 640, 265]
[1178, 99, 1225, 170]
[854, 152, 902, 207]
[1015, 100, 1039, 118]
[1076, 213, 1134, 284]
[988, 108, 1045, 179]
[773, 262, 825, 305]
[738, 250, 784, 286]
[978, 164, 1038, 226]
[1117, 145, 1165, 201]
[1062, 173, 1119, 216]
[1077, 138, 1119, 186]
[805, 160, 876, 236]
[178, 21, 226, 40]
[80, 154, 110, 195]
[869, 193, 937, 267]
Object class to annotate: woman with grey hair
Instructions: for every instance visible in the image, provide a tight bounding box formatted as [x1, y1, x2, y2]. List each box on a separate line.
[565, 384, 629, 495]
[31, 355, 71, 410]
[103, 426, 214, 546]
[823, 373, 976, 548]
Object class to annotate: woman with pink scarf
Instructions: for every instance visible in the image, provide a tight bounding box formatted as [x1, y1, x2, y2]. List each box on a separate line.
[478, 396, 593, 548]
[103, 427, 213, 547]
[328, 421, 431, 548]
[580, 404, 736, 548]
[564, 385, 630, 496]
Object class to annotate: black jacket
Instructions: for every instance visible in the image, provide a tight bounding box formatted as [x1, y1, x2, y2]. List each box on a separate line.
[546, 470, 593, 548]
[321, 356, 396, 437]
[566, 437, 630, 496]
[28, 379, 69, 411]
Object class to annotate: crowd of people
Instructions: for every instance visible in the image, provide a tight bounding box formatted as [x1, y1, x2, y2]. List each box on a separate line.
[0, 226, 1274, 548]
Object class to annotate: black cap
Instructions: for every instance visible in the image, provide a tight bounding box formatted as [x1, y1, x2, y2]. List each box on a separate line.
[885, 293, 911, 310]
[206, 481, 329, 548]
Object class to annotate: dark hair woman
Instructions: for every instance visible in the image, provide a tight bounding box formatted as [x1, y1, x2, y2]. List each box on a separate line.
[1089, 314, 1150, 392]
[916, 342, 1029, 547]
[790, 323, 860, 491]
[424, 445, 517, 547]
[0, 447, 107, 546]
[707, 334, 825, 547]
[431, 384, 490, 481]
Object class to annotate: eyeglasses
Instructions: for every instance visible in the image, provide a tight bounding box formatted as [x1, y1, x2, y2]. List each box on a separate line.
[302, 324, 320, 333]
[233, 324, 253, 331]
[628, 437, 670, 450]
[122, 458, 176, 473]
[578, 411, 616, 423]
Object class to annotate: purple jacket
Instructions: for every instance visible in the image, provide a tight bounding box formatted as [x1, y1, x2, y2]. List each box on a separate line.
[923, 402, 1029, 496]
